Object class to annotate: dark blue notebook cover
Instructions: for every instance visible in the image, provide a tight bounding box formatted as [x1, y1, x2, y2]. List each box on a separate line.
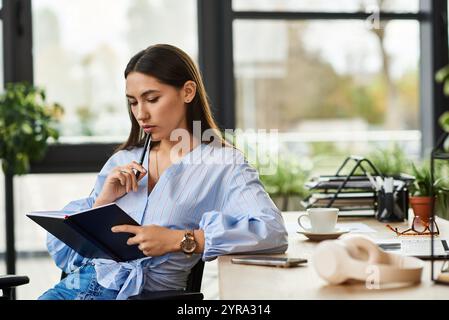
[27, 203, 146, 262]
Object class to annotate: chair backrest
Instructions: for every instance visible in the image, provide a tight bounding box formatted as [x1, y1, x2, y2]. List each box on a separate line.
[0, 275, 30, 300]
[186, 259, 205, 292]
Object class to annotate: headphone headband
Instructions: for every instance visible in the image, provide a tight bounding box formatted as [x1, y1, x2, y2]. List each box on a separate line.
[313, 235, 424, 285]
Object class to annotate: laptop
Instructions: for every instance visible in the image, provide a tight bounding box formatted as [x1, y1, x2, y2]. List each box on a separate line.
[376, 238, 449, 260]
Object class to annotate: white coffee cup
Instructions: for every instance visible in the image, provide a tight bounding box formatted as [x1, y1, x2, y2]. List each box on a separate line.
[297, 208, 339, 234]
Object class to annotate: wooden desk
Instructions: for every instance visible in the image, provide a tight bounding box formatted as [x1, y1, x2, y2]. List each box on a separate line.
[218, 212, 449, 299]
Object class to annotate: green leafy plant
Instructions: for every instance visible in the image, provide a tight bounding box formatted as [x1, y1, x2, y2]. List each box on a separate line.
[256, 155, 312, 211]
[366, 143, 411, 177]
[409, 162, 449, 219]
[436, 66, 449, 133]
[439, 112, 449, 134]
[0, 82, 63, 175]
[434, 66, 449, 219]
[436, 190, 449, 220]
[409, 162, 435, 197]
[257, 155, 311, 198]
[436, 65, 449, 96]
[434, 162, 449, 219]
[223, 132, 312, 210]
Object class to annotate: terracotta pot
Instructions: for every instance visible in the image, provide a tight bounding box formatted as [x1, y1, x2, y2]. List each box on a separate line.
[409, 196, 435, 222]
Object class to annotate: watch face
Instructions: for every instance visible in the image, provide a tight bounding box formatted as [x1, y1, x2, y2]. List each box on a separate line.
[182, 238, 196, 253]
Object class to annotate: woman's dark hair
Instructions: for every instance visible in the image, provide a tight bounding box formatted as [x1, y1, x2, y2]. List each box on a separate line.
[116, 44, 226, 152]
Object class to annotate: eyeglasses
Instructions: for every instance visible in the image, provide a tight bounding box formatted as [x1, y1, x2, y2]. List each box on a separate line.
[386, 216, 440, 236]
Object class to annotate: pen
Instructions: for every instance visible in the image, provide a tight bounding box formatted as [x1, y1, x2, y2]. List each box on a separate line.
[136, 133, 151, 179]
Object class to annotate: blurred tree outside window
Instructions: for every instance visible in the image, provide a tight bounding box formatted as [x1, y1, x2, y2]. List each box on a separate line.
[32, 0, 198, 141]
[234, 0, 420, 183]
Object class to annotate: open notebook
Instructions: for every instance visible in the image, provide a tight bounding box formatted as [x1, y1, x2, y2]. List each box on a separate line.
[27, 203, 146, 262]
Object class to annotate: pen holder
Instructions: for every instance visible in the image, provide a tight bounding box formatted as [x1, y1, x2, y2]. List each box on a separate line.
[375, 188, 409, 222]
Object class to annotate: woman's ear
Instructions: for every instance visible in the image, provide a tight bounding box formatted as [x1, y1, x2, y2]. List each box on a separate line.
[183, 81, 197, 104]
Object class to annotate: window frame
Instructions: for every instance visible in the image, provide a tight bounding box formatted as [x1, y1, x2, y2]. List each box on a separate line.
[7, 1, 445, 172]
[226, 0, 449, 155]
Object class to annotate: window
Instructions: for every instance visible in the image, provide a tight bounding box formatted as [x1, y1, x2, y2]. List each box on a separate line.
[32, 0, 198, 141]
[15, 173, 97, 299]
[233, 1, 422, 174]
[233, 0, 419, 13]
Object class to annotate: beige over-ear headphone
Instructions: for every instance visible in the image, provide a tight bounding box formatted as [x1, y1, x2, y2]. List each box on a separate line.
[313, 235, 424, 285]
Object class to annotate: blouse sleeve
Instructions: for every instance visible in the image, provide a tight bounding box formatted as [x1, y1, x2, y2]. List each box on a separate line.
[46, 152, 119, 273]
[198, 154, 289, 261]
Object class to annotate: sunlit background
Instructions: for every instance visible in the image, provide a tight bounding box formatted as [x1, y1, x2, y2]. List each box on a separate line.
[0, 0, 441, 299]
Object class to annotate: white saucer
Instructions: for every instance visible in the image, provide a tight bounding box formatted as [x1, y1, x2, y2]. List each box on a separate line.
[297, 228, 349, 242]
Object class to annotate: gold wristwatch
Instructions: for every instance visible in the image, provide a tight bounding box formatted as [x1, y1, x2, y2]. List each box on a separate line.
[180, 230, 197, 256]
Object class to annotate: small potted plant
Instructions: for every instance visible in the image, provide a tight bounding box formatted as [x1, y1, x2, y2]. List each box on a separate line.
[0, 82, 63, 175]
[409, 162, 440, 222]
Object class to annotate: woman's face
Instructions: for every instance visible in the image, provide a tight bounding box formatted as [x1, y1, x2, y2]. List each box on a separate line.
[126, 72, 192, 142]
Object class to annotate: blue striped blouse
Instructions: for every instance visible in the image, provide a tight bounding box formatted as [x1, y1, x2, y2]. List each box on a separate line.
[46, 143, 288, 299]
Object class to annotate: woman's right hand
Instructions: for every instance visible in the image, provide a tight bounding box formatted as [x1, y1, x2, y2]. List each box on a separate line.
[93, 161, 147, 207]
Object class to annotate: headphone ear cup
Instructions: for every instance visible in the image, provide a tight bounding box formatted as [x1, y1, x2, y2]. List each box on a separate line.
[313, 240, 351, 285]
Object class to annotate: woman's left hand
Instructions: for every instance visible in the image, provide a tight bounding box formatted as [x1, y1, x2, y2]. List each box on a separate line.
[111, 224, 183, 257]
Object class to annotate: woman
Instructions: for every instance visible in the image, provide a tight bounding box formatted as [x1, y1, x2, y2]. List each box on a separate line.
[39, 44, 288, 300]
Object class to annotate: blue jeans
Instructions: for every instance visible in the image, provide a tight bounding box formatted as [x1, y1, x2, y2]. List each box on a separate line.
[38, 263, 119, 300]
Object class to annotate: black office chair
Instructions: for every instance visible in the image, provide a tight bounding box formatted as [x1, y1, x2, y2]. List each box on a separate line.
[0, 275, 30, 300]
[128, 259, 205, 300]
[60, 259, 205, 300]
